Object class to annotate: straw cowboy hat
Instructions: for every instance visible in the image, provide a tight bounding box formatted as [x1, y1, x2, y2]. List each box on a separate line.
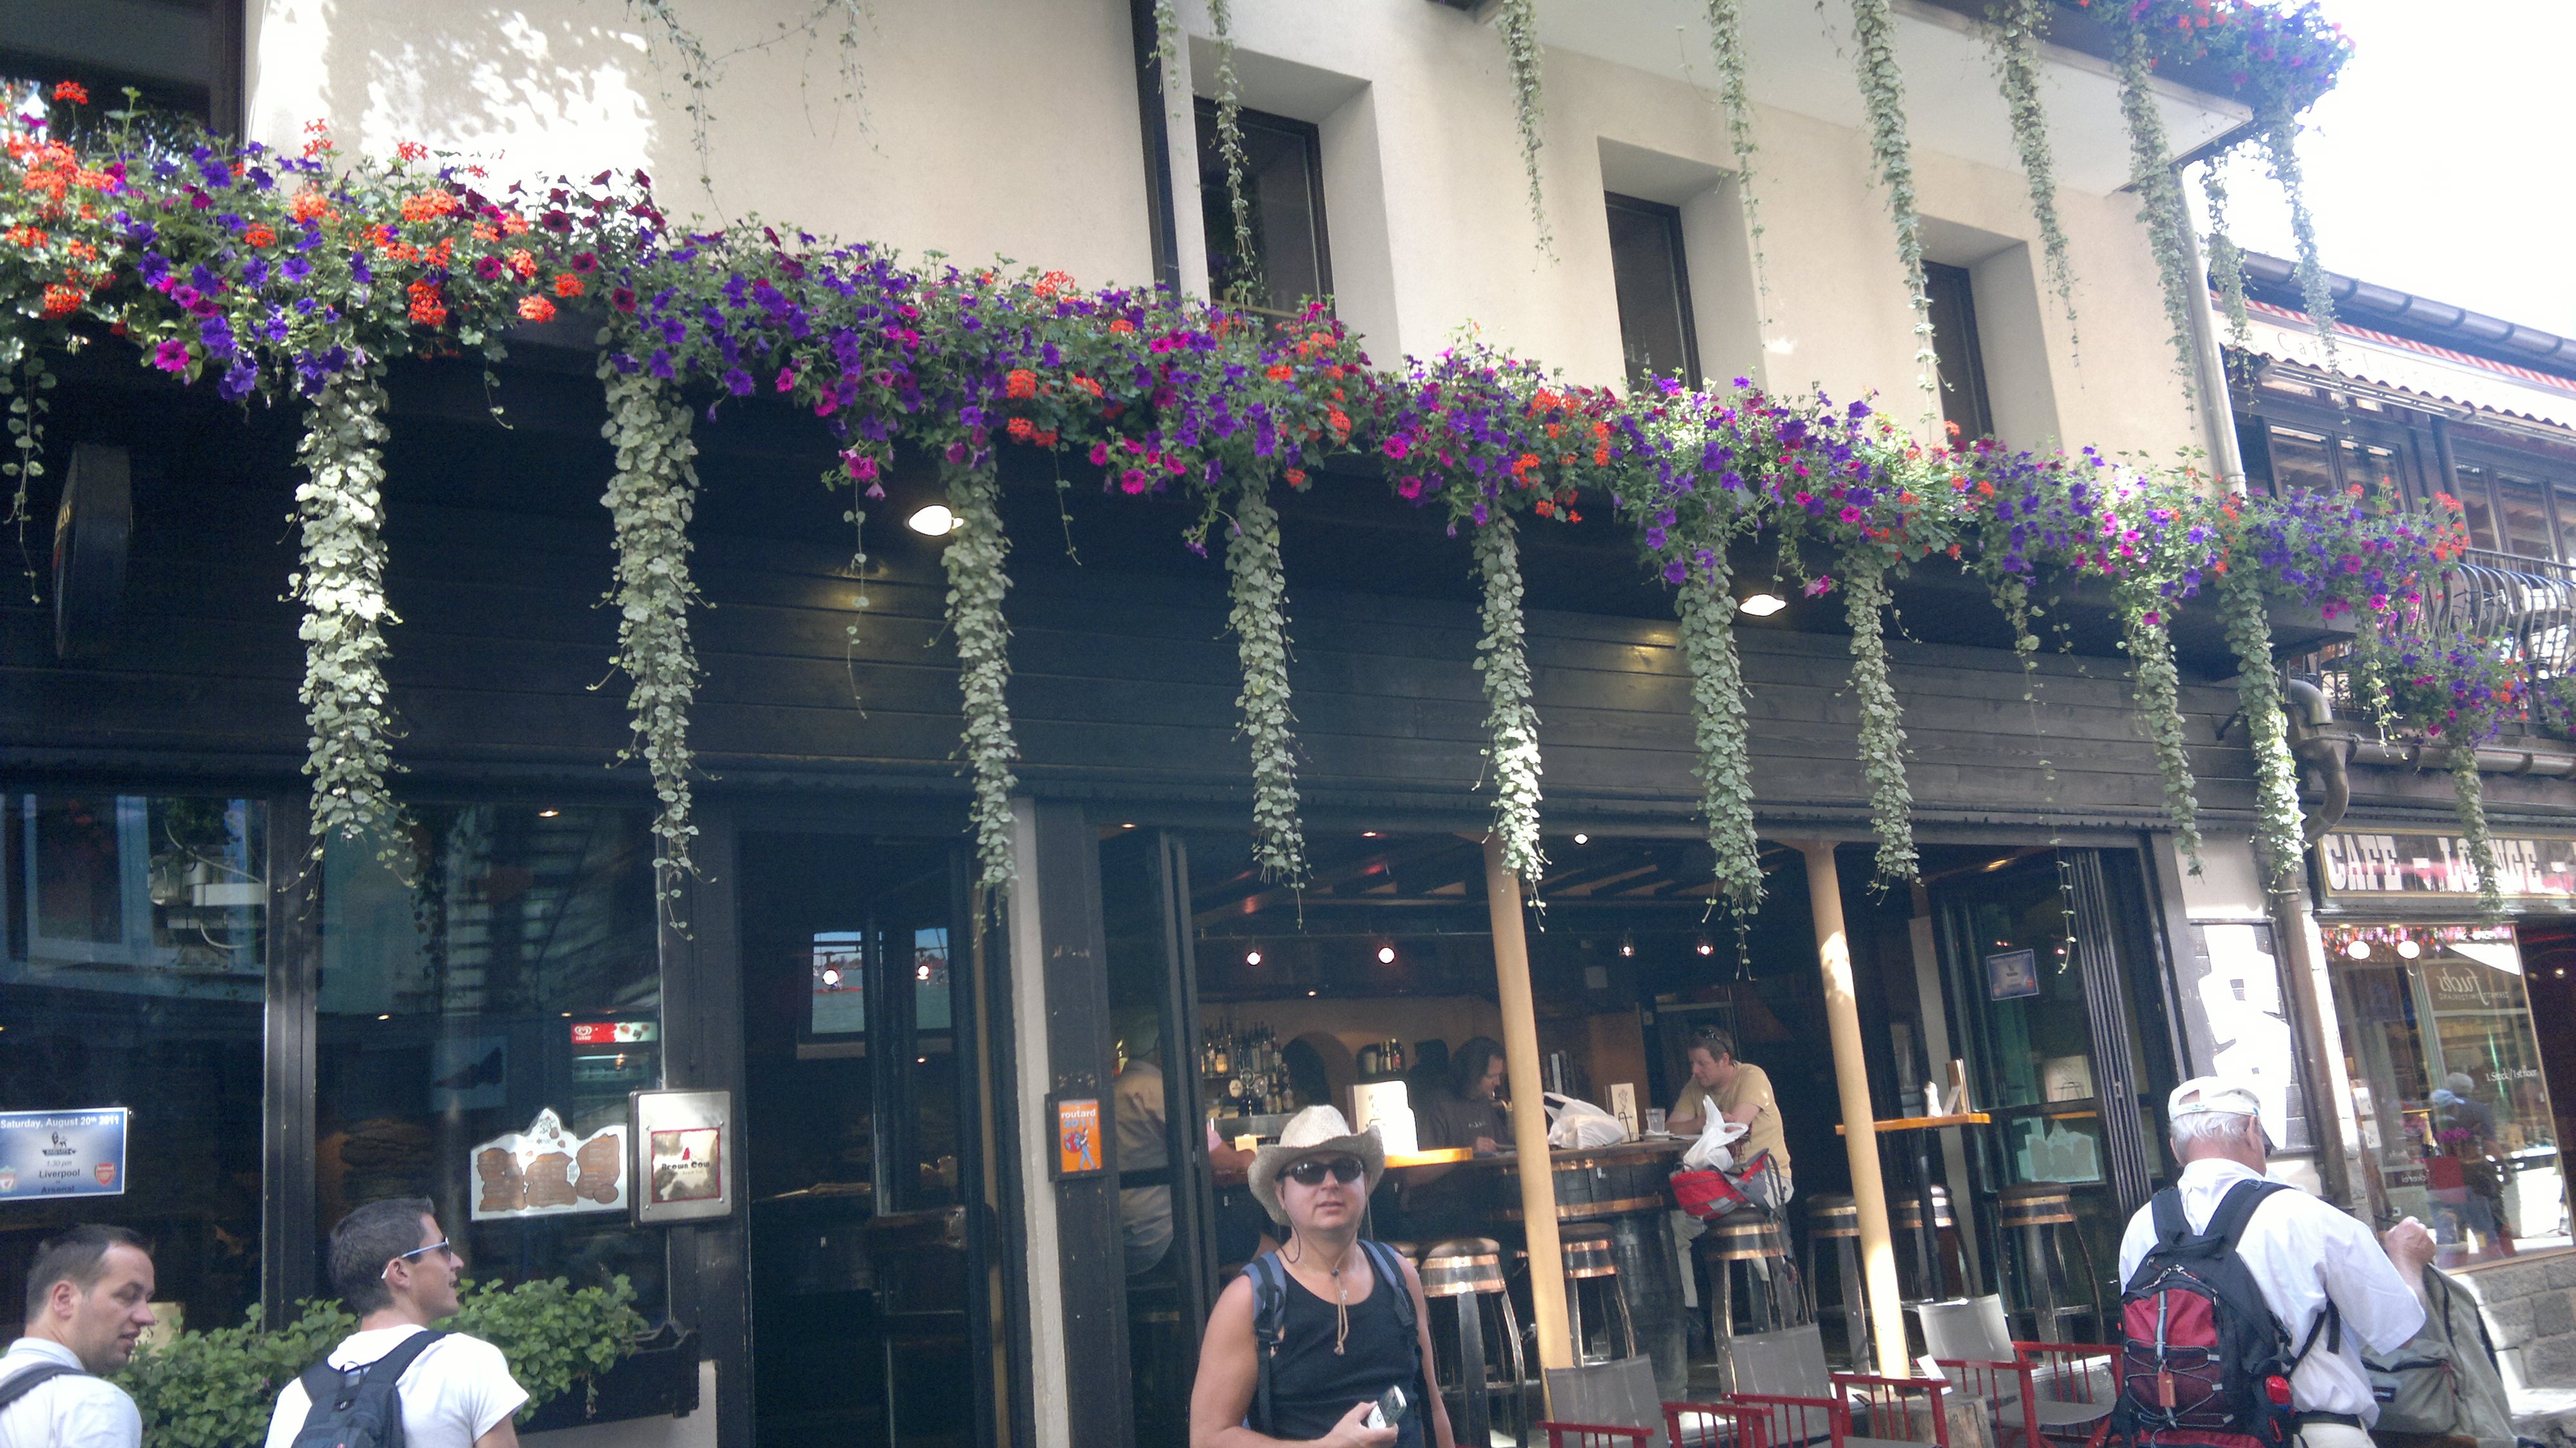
[1247, 1105, 1386, 1224]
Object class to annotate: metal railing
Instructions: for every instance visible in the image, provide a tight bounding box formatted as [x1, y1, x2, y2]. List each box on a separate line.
[2311, 547, 2576, 738]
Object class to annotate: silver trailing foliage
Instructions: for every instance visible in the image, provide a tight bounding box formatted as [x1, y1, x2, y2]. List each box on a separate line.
[2450, 743, 2504, 921]
[1678, 566, 1763, 910]
[1986, 0, 2078, 347]
[1473, 514, 1546, 888]
[2119, 594, 2202, 872]
[2221, 572, 2303, 891]
[599, 365, 706, 919]
[1846, 564, 1917, 883]
[1847, 0, 1940, 428]
[1227, 480, 1305, 883]
[2113, 13, 2202, 383]
[1500, 0, 1551, 254]
[942, 457, 1019, 889]
[290, 364, 404, 859]
[2261, 106, 2338, 364]
[1701, 0, 1773, 323]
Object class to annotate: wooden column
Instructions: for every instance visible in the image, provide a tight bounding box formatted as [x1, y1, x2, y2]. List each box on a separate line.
[1484, 835, 1571, 1372]
[1795, 841, 1910, 1374]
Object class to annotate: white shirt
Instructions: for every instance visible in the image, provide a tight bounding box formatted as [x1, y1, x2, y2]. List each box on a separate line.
[262, 1325, 527, 1448]
[0, 1338, 140, 1448]
[1115, 1060, 1173, 1275]
[2116, 1159, 2425, 1422]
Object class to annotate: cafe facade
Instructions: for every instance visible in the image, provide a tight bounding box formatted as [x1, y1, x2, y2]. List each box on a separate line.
[4, 3, 2566, 1448]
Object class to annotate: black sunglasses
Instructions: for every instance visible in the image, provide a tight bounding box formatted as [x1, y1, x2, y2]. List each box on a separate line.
[1282, 1156, 1366, 1187]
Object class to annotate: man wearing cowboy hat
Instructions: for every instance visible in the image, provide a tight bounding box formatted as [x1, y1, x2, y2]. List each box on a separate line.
[1191, 1106, 1454, 1448]
[2116, 1076, 2434, 1448]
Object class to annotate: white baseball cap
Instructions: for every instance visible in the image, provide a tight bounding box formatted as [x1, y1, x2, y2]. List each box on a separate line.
[2168, 1076, 2264, 1120]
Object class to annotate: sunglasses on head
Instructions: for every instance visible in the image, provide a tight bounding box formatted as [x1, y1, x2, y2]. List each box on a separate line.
[1282, 1155, 1365, 1187]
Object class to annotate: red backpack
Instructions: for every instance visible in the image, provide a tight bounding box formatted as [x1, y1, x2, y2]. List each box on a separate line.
[2112, 1180, 2341, 1448]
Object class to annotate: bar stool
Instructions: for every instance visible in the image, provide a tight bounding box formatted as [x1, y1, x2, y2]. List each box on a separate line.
[1422, 1238, 1530, 1448]
[1805, 1194, 1872, 1371]
[1560, 1226, 1640, 1366]
[1698, 1215, 1798, 1354]
[1998, 1183, 2099, 1342]
[1891, 1184, 1967, 1300]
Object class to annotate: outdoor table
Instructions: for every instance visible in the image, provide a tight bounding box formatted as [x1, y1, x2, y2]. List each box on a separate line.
[1836, 1112, 1992, 1299]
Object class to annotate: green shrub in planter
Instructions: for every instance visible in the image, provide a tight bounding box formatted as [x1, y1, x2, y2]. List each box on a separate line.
[117, 1277, 643, 1448]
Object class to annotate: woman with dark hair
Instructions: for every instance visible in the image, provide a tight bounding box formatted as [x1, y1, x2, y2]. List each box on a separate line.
[1414, 1036, 1509, 1154]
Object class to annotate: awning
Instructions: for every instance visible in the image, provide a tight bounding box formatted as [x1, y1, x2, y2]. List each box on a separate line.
[2240, 298, 2576, 435]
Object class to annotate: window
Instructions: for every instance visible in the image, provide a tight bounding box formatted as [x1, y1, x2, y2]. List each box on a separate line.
[0, 0, 242, 142]
[0, 793, 267, 1335]
[1194, 100, 1330, 316]
[1604, 194, 1699, 388]
[2496, 476, 2556, 561]
[1924, 262, 1994, 441]
[317, 805, 667, 1318]
[2450, 466, 2501, 550]
[2266, 426, 2336, 494]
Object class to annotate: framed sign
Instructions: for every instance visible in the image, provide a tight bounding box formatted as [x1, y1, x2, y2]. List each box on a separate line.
[1985, 948, 2040, 1001]
[1050, 1094, 1103, 1179]
[632, 1089, 734, 1224]
[469, 1108, 626, 1221]
[0, 1108, 128, 1199]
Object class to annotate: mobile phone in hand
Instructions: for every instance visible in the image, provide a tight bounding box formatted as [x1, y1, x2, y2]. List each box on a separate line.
[1365, 1384, 1408, 1430]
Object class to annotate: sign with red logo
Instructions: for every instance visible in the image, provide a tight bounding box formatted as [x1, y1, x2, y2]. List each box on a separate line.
[93, 1162, 117, 1186]
[569, 1020, 657, 1046]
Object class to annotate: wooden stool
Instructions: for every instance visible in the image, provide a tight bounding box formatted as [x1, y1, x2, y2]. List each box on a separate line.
[1805, 1194, 1872, 1371]
[1998, 1183, 2099, 1342]
[1891, 1184, 1966, 1301]
[1560, 1227, 1640, 1366]
[1423, 1237, 1530, 1448]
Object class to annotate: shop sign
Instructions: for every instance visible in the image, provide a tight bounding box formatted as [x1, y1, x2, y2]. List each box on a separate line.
[2318, 832, 2576, 902]
[634, 1089, 733, 1224]
[2422, 956, 2524, 1014]
[569, 1020, 656, 1045]
[0, 1109, 128, 1199]
[468, 1108, 627, 1221]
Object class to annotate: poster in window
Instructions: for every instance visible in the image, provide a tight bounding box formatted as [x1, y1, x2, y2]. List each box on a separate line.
[1985, 948, 2040, 1000]
[632, 1089, 734, 1223]
[467, 1108, 626, 1221]
[0, 1109, 129, 1199]
[1052, 1094, 1103, 1178]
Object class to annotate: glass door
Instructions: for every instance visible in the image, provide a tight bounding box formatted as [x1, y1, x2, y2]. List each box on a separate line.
[738, 833, 988, 1448]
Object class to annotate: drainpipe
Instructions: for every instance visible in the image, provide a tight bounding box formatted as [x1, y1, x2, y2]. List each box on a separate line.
[2175, 171, 2248, 495]
[2263, 676, 2360, 1209]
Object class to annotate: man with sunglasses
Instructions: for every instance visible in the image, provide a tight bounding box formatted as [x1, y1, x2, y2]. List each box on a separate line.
[263, 1198, 527, 1448]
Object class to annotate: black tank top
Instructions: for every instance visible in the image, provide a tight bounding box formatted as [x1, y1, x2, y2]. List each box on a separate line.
[1263, 1250, 1426, 1447]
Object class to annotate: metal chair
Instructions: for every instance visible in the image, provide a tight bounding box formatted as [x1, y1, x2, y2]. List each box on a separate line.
[1536, 1424, 1654, 1448]
[1562, 1226, 1643, 1367]
[1915, 1294, 2118, 1448]
[1423, 1237, 1531, 1448]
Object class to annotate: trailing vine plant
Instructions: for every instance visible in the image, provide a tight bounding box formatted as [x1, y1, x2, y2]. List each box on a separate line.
[0, 352, 52, 597]
[1499, 0, 1552, 255]
[2112, 9, 2202, 385]
[1700, 0, 1774, 328]
[942, 454, 1019, 890]
[1843, 561, 1917, 883]
[2260, 104, 2336, 361]
[1846, 0, 1940, 430]
[2201, 163, 2255, 377]
[1984, 0, 2077, 347]
[1226, 478, 1307, 883]
[2119, 585, 2203, 872]
[291, 366, 406, 861]
[598, 363, 706, 921]
[1472, 514, 1547, 888]
[1677, 567, 1762, 910]
[2220, 570, 2304, 891]
[1207, 0, 1255, 301]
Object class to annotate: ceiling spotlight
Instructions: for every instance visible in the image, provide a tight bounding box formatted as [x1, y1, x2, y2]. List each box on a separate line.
[1377, 944, 1397, 964]
[907, 503, 960, 537]
[1696, 939, 1716, 957]
[1121, 822, 1137, 830]
[1573, 832, 1590, 845]
[822, 967, 842, 986]
[1307, 989, 1318, 996]
[377, 1013, 391, 1022]
[1738, 593, 1788, 618]
[2557, 967, 2567, 979]
[2396, 939, 2421, 959]
[2345, 939, 2371, 960]
[1619, 934, 1636, 958]
[1362, 830, 1381, 839]
[536, 808, 560, 818]
[1244, 949, 1262, 966]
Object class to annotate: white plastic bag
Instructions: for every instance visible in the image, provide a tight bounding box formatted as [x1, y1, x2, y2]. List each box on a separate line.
[1542, 1092, 1630, 1148]
[1680, 1117, 1747, 1171]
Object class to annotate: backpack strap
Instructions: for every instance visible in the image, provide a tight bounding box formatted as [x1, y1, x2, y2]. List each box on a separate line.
[2200, 1179, 2292, 1248]
[299, 1330, 450, 1418]
[1246, 1252, 1286, 1437]
[0, 1361, 80, 1413]
[2150, 1188, 2190, 1247]
[1359, 1240, 1417, 1333]
[2290, 1299, 2342, 1367]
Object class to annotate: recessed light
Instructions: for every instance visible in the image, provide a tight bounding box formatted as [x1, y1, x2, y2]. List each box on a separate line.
[1573, 833, 1589, 844]
[907, 503, 959, 536]
[1377, 945, 1397, 964]
[1307, 989, 1318, 997]
[2396, 939, 2420, 959]
[1738, 593, 1788, 618]
[1245, 950, 1262, 966]
[1121, 822, 1136, 829]
[377, 1014, 391, 1021]
[1362, 830, 1381, 839]
[536, 808, 560, 818]
[1696, 940, 1715, 957]
[2345, 940, 2371, 960]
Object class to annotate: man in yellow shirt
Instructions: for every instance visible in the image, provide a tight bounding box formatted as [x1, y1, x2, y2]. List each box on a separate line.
[1667, 1025, 1791, 1203]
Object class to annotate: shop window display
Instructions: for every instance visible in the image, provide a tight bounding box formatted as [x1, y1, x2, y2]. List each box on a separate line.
[2331, 923, 2568, 1264]
[0, 794, 266, 1335]
[317, 805, 666, 1317]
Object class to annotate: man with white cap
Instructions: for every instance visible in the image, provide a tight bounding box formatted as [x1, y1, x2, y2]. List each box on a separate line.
[2116, 1076, 2436, 1448]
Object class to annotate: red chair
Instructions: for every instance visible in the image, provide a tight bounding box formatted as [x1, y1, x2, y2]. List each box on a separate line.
[1832, 1373, 1951, 1448]
[1664, 1398, 1776, 1448]
[1716, 1388, 1846, 1448]
[1925, 1342, 2118, 1448]
[1536, 1423, 1654, 1448]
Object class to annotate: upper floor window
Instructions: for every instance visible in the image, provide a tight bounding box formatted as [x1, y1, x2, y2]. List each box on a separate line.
[1195, 100, 1330, 317]
[1924, 262, 1994, 441]
[1604, 193, 1698, 388]
[0, 0, 241, 143]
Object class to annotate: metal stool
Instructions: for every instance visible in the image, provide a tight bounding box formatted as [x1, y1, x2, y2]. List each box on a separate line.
[1697, 1213, 1801, 1389]
[1805, 1194, 1873, 1371]
[1423, 1237, 1530, 1448]
[1891, 1184, 1966, 1301]
[1560, 1226, 1640, 1366]
[1998, 1183, 2100, 1342]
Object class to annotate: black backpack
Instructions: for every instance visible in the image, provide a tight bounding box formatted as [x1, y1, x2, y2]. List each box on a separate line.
[0, 1360, 82, 1412]
[2112, 1181, 2339, 1448]
[289, 1331, 448, 1448]
[1244, 1240, 1417, 1436]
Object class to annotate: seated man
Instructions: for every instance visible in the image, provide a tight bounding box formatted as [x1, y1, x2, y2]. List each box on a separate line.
[1414, 1036, 1509, 1154]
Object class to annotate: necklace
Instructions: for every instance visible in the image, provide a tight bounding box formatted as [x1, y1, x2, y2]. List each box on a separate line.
[1295, 1233, 1359, 1356]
